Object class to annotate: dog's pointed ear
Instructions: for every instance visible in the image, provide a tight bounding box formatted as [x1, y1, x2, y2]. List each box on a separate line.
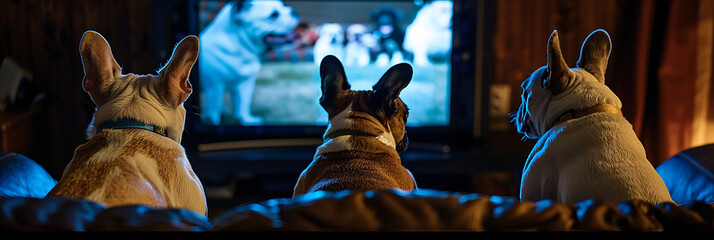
[319, 55, 350, 109]
[546, 30, 572, 95]
[159, 35, 199, 106]
[80, 30, 122, 106]
[576, 29, 611, 83]
[372, 62, 412, 112]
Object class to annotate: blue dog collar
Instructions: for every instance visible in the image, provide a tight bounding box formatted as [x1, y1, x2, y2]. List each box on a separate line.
[96, 118, 168, 137]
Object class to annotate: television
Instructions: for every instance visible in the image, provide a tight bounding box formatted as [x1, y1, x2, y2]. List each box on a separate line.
[172, 0, 490, 166]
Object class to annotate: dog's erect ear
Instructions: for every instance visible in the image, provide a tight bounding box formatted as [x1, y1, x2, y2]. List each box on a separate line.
[319, 55, 350, 109]
[576, 29, 611, 83]
[546, 30, 572, 95]
[372, 62, 412, 110]
[159, 35, 199, 106]
[80, 30, 122, 106]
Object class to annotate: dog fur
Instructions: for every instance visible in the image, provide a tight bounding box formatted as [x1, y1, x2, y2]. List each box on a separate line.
[199, 0, 299, 125]
[45, 31, 207, 215]
[313, 23, 345, 66]
[293, 55, 417, 196]
[511, 29, 672, 205]
[344, 24, 374, 67]
[403, 0, 453, 66]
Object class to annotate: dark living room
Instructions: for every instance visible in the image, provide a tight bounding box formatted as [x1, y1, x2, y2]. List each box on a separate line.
[0, 0, 713, 231]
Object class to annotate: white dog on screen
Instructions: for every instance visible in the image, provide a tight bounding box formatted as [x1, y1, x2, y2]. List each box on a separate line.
[199, 0, 299, 125]
[511, 29, 672, 205]
[313, 23, 345, 66]
[403, 0, 452, 66]
[344, 24, 375, 67]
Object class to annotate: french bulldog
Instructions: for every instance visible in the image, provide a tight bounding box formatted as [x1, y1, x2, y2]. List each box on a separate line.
[199, 0, 300, 125]
[511, 29, 672, 205]
[293, 55, 417, 196]
[45, 31, 207, 215]
[403, 0, 453, 66]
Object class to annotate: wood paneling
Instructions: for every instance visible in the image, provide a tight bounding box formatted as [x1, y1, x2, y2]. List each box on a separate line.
[492, 0, 621, 114]
[0, 0, 158, 177]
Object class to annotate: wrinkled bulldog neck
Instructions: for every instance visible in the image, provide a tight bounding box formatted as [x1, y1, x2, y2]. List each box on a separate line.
[321, 103, 397, 150]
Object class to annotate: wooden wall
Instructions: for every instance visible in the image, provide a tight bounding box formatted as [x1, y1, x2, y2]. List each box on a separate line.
[492, 0, 623, 119]
[0, 0, 161, 177]
[487, 0, 659, 161]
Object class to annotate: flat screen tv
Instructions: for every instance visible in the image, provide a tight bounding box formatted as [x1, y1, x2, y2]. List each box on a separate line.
[174, 0, 490, 157]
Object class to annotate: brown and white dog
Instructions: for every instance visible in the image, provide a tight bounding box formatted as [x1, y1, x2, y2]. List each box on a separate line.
[511, 29, 672, 205]
[45, 31, 207, 215]
[293, 55, 417, 196]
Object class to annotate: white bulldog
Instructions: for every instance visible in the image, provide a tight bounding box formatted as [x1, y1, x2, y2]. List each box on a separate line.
[199, 0, 300, 125]
[403, 0, 452, 66]
[511, 29, 673, 205]
[313, 23, 345, 66]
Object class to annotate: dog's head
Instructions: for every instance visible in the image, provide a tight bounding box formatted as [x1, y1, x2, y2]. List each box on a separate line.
[511, 29, 621, 139]
[80, 31, 199, 143]
[231, 0, 300, 42]
[319, 55, 412, 153]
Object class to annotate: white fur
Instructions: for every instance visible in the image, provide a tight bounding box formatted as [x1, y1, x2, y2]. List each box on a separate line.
[316, 103, 353, 156]
[86, 73, 186, 142]
[523, 68, 622, 139]
[313, 23, 345, 65]
[521, 112, 673, 204]
[315, 103, 397, 157]
[344, 24, 375, 67]
[199, 0, 299, 125]
[375, 125, 396, 149]
[403, 1, 453, 66]
[517, 64, 672, 205]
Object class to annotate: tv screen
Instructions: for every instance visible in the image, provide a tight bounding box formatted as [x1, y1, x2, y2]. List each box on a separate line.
[196, 0, 453, 129]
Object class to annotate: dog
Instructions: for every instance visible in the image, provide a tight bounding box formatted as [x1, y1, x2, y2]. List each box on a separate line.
[45, 31, 207, 215]
[370, 6, 406, 67]
[313, 23, 345, 66]
[293, 55, 417, 196]
[403, 0, 453, 66]
[510, 29, 673, 205]
[344, 24, 375, 67]
[199, 0, 300, 125]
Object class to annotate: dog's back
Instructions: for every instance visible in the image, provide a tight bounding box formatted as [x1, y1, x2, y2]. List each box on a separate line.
[294, 94, 416, 194]
[45, 31, 206, 215]
[521, 113, 673, 204]
[47, 130, 205, 213]
[294, 56, 417, 196]
[515, 30, 672, 205]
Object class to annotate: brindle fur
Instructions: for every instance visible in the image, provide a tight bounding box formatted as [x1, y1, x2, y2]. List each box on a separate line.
[294, 55, 416, 195]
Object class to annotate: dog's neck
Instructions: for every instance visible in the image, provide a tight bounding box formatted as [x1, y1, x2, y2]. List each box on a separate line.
[316, 103, 397, 156]
[95, 118, 168, 138]
[552, 103, 622, 127]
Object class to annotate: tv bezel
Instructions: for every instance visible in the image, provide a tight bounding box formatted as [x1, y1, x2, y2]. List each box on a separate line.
[175, 0, 490, 153]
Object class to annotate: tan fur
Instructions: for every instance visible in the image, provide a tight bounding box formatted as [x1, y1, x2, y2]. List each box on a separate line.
[45, 31, 206, 215]
[294, 56, 416, 196]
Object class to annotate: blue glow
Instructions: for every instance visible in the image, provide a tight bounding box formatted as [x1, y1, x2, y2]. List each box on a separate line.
[197, 0, 453, 127]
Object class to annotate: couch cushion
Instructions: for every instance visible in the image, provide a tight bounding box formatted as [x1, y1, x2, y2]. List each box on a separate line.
[657, 144, 714, 204]
[0, 153, 56, 198]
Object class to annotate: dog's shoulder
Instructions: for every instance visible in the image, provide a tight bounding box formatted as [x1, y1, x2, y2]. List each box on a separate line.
[48, 130, 189, 202]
